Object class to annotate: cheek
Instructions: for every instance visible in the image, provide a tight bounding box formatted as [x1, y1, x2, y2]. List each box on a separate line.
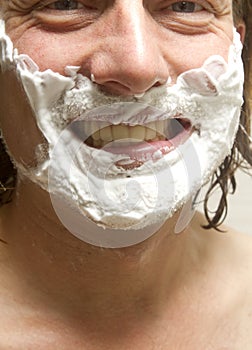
[163, 33, 231, 78]
[0, 71, 45, 166]
[13, 29, 87, 73]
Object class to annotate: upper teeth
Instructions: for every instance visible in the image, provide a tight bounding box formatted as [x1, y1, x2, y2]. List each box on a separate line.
[83, 120, 181, 148]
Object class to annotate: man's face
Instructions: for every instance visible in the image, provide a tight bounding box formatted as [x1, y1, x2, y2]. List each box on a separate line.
[0, 0, 235, 169]
[0, 0, 234, 151]
[0, 0, 243, 246]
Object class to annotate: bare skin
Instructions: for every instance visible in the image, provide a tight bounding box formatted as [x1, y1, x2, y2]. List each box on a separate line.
[0, 181, 252, 349]
[0, 0, 251, 349]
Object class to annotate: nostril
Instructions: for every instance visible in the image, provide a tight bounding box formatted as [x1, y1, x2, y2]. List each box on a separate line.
[154, 78, 167, 86]
[94, 80, 166, 98]
[88, 62, 169, 96]
[96, 82, 135, 97]
[153, 76, 172, 87]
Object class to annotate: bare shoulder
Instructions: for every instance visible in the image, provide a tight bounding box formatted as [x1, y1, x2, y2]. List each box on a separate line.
[192, 211, 252, 278]
[188, 212, 252, 348]
[192, 211, 252, 253]
[192, 212, 252, 300]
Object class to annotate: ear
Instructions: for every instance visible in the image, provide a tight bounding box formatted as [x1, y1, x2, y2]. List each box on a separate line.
[236, 21, 246, 44]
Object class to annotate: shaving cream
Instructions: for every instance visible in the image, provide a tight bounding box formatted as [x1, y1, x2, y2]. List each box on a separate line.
[0, 20, 244, 247]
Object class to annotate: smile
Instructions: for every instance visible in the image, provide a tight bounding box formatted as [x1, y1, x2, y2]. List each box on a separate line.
[77, 118, 193, 169]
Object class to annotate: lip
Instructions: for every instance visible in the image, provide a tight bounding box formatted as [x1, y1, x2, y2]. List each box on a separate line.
[81, 118, 193, 169]
[110, 124, 192, 163]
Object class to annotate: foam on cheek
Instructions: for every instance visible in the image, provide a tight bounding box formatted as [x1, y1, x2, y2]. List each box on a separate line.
[0, 19, 244, 245]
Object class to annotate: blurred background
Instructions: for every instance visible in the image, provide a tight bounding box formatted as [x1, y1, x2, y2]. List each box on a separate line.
[224, 169, 252, 234]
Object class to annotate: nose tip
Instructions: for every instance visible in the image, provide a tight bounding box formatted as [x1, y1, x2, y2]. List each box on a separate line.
[90, 49, 169, 97]
[89, 35, 169, 95]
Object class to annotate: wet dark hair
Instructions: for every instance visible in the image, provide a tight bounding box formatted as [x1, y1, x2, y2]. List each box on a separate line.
[202, 0, 252, 229]
[0, 0, 252, 230]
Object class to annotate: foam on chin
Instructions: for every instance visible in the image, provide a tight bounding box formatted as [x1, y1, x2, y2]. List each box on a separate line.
[0, 20, 244, 246]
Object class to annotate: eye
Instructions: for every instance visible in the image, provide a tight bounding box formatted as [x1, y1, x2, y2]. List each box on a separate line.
[170, 1, 203, 13]
[46, 0, 84, 10]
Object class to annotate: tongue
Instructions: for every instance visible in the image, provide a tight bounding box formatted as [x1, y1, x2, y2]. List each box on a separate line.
[104, 140, 173, 158]
[102, 126, 192, 162]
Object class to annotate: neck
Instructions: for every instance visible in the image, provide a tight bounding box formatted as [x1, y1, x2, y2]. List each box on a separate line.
[0, 178, 202, 327]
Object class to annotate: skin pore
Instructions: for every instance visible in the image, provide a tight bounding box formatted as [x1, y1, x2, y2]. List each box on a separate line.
[0, 0, 252, 349]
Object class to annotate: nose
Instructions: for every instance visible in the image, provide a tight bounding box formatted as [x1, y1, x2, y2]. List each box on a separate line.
[87, 2, 169, 96]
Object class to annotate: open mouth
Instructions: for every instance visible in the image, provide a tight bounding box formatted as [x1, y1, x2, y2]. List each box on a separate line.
[75, 118, 193, 169]
[84, 118, 192, 148]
